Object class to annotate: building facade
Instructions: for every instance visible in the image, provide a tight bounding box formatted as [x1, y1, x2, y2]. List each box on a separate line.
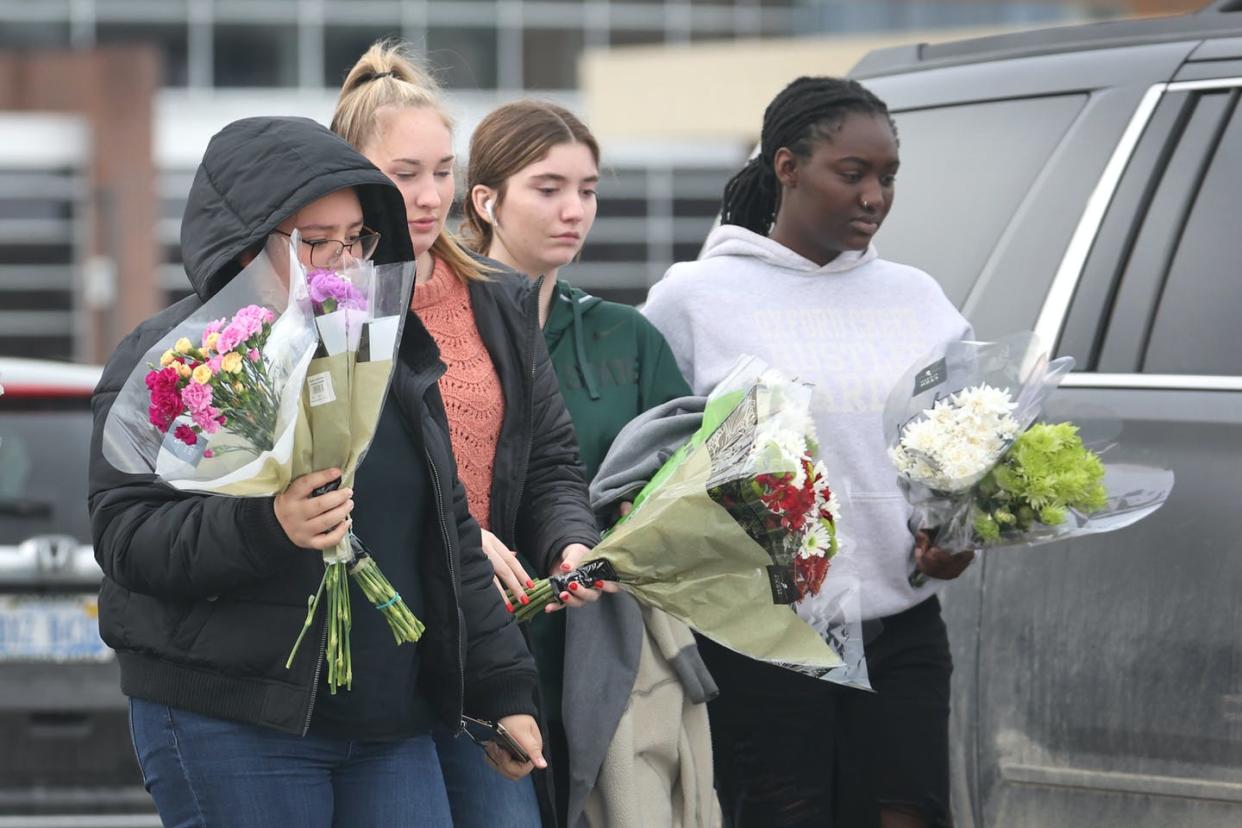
[0, 0, 1183, 361]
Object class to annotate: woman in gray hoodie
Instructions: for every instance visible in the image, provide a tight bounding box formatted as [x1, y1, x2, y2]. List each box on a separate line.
[643, 77, 975, 828]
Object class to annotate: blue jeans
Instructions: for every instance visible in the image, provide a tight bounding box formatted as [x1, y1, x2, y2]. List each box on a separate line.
[129, 698, 453, 828]
[433, 723, 541, 827]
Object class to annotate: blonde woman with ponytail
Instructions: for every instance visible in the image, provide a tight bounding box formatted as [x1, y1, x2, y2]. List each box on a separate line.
[333, 42, 606, 828]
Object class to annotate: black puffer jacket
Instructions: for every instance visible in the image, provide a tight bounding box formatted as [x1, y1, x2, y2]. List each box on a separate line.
[87, 117, 537, 734]
[459, 265, 601, 828]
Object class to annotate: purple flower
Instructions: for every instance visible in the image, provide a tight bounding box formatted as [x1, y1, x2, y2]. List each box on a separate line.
[203, 318, 227, 337]
[207, 355, 223, 374]
[181, 381, 213, 413]
[308, 268, 366, 313]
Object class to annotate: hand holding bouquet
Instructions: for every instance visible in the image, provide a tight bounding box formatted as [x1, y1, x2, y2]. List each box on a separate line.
[884, 333, 1173, 585]
[509, 357, 868, 687]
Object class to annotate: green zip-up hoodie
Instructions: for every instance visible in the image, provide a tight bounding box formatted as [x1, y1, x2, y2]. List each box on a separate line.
[532, 280, 691, 735]
[543, 281, 691, 479]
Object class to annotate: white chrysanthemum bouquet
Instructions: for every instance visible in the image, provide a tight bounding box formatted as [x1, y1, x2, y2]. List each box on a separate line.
[884, 333, 1173, 586]
[890, 384, 1021, 490]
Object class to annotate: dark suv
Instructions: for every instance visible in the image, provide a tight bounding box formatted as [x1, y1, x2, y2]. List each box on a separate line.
[0, 359, 154, 821]
[847, 2, 1242, 826]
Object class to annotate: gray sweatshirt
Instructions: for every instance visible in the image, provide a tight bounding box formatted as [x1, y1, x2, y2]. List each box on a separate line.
[642, 225, 971, 621]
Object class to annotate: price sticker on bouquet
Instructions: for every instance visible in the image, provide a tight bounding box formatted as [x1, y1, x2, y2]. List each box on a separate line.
[307, 371, 336, 407]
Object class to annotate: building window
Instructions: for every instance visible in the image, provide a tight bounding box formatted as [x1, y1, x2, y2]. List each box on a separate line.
[213, 24, 299, 88]
[522, 28, 584, 90]
[323, 25, 405, 88]
[426, 26, 499, 89]
[0, 22, 69, 49]
[608, 28, 665, 47]
[96, 23, 190, 87]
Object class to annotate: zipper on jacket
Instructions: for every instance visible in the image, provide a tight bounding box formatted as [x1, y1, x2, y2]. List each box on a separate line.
[504, 277, 543, 546]
[425, 445, 466, 729]
[300, 612, 329, 736]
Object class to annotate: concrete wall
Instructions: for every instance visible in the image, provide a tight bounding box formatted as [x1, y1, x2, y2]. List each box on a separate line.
[580, 0, 1211, 144]
[581, 25, 1046, 144]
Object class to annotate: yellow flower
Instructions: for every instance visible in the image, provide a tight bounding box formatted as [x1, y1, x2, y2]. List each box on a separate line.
[192, 365, 214, 385]
[204, 332, 220, 352]
[221, 352, 244, 374]
[175, 337, 194, 355]
[175, 362, 193, 378]
[159, 350, 176, 367]
[233, 383, 244, 393]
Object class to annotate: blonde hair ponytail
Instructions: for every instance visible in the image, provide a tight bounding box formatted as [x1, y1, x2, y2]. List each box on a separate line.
[332, 40, 488, 283]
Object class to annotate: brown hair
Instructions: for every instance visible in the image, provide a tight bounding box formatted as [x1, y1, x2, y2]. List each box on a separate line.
[331, 40, 487, 283]
[460, 101, 601, 254]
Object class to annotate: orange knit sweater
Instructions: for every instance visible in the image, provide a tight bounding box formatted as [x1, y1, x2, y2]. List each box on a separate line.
[411, 259, 505, 530]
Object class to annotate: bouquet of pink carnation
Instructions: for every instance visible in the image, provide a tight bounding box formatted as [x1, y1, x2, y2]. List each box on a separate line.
[145, 305, 277, 457]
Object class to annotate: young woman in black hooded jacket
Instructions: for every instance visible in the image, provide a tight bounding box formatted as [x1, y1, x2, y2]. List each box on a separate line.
[88, 116, 550, 826]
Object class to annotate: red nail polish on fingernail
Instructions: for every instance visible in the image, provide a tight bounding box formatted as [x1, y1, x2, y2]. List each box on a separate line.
[594, 580, 605, 589]
[569, 582, 579, 592]
[506, 603, 514, 613]
[526, 579, 535, 588]
[520, 595, 530, 605]
[560, 592, 570, 602]
[561, 563, 572, 572]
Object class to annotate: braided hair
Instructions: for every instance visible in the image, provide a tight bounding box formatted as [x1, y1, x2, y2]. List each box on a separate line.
[721, 76, 897, 236]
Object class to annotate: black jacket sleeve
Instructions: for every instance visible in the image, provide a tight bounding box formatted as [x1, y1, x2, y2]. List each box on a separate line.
[88, 331, 305, 601]
[515, 335, 601, 577]
[445, 435, 540, 723]
[418, 379, 539, 722]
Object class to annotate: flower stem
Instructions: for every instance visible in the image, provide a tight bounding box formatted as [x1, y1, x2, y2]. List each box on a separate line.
[349, 556, 425, 643]
[286, 567, 328, 670]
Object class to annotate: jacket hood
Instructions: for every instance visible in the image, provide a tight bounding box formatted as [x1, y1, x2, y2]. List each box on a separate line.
[180, 116, 414, 301]
[700, 223, 877, 274]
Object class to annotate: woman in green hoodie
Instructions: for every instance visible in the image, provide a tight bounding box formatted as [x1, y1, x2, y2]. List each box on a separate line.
[460, 101, 705, 826]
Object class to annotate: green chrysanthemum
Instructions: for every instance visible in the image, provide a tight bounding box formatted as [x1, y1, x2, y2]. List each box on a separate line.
[972, 422, 1107, 543]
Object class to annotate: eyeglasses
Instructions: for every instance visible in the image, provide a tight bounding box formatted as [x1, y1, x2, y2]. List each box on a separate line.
[275, 227, 381, 268]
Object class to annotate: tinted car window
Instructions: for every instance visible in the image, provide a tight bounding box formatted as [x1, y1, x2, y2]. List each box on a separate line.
[879, 95, 1087, 306]
[0, 400, 93, 546]
[1142, 90, 1242, 376]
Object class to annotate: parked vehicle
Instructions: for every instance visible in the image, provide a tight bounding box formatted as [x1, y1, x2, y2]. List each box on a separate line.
[844, 2, 1242, 825]
[0, 358, 154, 821]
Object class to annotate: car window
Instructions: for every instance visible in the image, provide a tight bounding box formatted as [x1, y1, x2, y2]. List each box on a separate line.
[0, 401, 93, 546]
[1142, 90, 1242, 376]
[877, 94, 1087, 306]
[1062, 85, 1242, 376]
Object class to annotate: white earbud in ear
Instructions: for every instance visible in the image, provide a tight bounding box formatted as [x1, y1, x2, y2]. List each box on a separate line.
[484, 198, 496, 225]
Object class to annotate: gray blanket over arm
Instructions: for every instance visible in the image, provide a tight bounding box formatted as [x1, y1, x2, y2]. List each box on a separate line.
[563, 395, 721, 828]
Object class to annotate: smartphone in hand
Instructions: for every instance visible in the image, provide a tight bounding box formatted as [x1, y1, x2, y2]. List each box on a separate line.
[461, 715, 531, 764]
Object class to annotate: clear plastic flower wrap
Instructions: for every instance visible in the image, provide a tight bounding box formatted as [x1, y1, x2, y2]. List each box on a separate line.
[101, 233, 419, 691]
[883, 332, 1174, 585]
[511, 356, 871, 690]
